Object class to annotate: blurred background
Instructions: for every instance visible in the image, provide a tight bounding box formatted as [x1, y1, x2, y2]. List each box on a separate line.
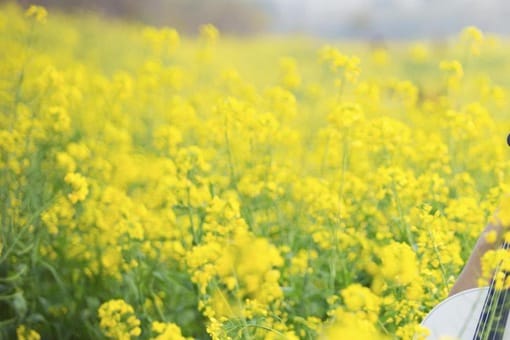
[9, 0, 510, 38]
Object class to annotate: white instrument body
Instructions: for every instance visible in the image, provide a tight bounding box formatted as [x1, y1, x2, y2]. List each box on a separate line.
[421, 287, 510, 339]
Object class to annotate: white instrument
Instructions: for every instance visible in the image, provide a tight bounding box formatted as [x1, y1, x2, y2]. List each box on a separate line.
[422, 284, 510, 340]
[421, 238, 510, 340]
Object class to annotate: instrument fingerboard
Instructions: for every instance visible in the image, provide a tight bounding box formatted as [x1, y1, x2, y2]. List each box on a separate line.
[473, 241, 510, 340]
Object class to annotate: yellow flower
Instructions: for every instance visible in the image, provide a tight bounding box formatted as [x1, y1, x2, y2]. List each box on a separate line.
[279, 57, 301, 89]
[462, 26, 483, 42]
[461, 26, 484, 56]
[64, 172, 89, 203]
[25, 5, 47, 23]
[98, 299, 141, 339]
[321, 310, 386, 339]
[439, 60, 463, 79]
[378, 241, 418, 285]
[498, 195, 510, 226]
[151, 322, 187, 340]
[484, 230, 498, 244]
[17, 325, 41, 340]
[200, 24, 219, 43]
[142, 26, 180, 55]
[440, 59, 464, 89]
[340, 283, 381, 322]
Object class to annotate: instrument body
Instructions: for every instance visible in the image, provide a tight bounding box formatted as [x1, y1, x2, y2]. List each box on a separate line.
[421, 287, 510, 339]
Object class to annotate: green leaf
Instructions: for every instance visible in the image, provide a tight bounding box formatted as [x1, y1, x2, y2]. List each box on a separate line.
[12, 292, 27, 318]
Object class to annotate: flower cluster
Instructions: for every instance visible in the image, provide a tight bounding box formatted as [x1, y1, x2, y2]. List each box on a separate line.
[1, 3, 509, 340]
[98, 300, 142, 339]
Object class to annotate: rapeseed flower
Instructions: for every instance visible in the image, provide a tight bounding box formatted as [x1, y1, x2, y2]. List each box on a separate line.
[98, 299, 141, 339]
[16, 325, 40, 340]
[1, 4, 508, 338]
[25, 5, 47, 23]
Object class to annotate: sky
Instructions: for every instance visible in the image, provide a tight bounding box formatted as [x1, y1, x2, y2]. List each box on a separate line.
[265, 0, 510, 39]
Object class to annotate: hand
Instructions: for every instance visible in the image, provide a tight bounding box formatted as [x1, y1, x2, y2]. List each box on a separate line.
[475, 215, 504, 253]
[449, 210, 505, 296]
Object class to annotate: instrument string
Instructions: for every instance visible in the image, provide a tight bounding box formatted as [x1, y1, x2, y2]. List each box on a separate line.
[474, 241, 509, 339]
[491, 242, 510, 339]
[488, 249, 505, 340]
[475, 241, 510, 340]
[484, 246, 508, 340]
[473, 267, 493, 337]
[475, 264, 497, 339]
[474, 241, 498, 339]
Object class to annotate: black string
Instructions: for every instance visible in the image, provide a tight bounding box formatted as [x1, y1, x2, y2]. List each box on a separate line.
[473, 241, 510, 339]
[474, 277, 497, 339]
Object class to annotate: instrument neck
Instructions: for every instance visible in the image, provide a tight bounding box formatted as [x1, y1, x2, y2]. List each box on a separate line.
[473, 240, 510, 339]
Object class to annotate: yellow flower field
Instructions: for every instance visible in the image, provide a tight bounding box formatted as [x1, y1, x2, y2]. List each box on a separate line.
[1, 3, 510, 339]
